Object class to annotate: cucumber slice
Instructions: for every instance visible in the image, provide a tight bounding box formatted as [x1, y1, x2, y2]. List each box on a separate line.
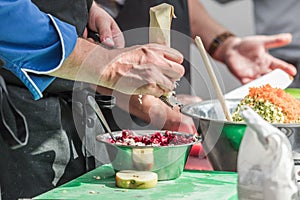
[116, 170, 158, 189]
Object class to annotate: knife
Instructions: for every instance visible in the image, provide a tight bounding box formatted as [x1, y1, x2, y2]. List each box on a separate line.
[225, 69, 294, 99]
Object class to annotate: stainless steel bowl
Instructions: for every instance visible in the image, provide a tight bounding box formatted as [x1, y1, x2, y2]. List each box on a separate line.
[181, 99, 300, 171]
[96, 130, 201, 180]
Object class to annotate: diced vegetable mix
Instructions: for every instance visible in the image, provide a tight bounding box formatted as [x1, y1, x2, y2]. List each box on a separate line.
[232, 84, 300, 123]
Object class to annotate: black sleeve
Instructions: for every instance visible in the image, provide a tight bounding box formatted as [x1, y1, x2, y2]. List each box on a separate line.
[32, 0, 90, 35]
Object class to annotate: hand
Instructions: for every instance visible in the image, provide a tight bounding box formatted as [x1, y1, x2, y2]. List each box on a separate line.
[95, 87, 198, 134]
[49, 38, 184, 97]
[163, 94, 201, 134]
[176, 94, 202, 105]
[132, 94, 199, 134]
[163, 112, 198, 134]
[84, 2, 125, 48]
[214, 33, 297, 84]
[98, 43, 185, 97]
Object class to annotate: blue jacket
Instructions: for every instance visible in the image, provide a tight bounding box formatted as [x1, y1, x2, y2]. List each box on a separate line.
[0, 0, 77, 100]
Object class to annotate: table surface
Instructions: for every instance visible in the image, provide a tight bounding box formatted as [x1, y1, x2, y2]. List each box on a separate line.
[34, 158, 238, 200]
[33, 89, 299, 200]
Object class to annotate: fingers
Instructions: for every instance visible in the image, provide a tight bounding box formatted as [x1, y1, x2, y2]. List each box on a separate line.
[146, 44, 185, 79]
[88, 3, 124, 47]
[176, 94, 202, 105]
[147, 43, 184, 64]
[98, 21, 125, 48]
[98, 21, 115, 47]
[142, 66, 179, 96]
[137, 84, 165, 97]
[159, 61, 185, 81]
[263, 33, 292, 49]
[240, 77, 253, 84]
[102, 44, 185, 96]
[111, 25, 125, 48]
[82, 28, 88, 39]
[138, 66, 181, 97]
[269, 56, 297, 76]
[93, 9, 121, 47]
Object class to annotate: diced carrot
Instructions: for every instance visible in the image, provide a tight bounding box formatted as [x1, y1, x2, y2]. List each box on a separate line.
[247, 84, 300, 123]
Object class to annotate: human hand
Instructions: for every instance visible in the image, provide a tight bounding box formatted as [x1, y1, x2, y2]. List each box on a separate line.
[163, 94, 201, 134]
[176, 94, 202, 105]
[95, 86, 198, 134]
[163, 112, 198, 134]
[84, 43, 185, 97]
[49, 38, 184, 97]
[214, 33, 297, 84]
[129, 94, 198, 134]
[135, 94, 198, 134]
[84, 2, 124, 48]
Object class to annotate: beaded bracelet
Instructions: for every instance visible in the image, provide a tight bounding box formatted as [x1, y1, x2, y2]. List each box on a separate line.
[208, 31, 235, 56]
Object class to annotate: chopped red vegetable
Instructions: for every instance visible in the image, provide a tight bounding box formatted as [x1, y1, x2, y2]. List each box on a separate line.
[108, 130, 196, 146]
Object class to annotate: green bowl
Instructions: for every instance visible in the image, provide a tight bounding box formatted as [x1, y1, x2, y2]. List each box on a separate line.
[285, 88, 300, 98]
[181, 99, 300, 171]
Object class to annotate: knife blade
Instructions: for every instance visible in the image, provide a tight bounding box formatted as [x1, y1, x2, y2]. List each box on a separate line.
[225, 69, 294, 99]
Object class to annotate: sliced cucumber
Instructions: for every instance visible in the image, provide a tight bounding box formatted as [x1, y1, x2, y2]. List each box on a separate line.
[116, 170, 158, 189]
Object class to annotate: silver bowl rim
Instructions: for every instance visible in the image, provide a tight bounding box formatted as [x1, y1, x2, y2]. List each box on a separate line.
[181, 98, 300, 127]
[96, 130, 202, 149]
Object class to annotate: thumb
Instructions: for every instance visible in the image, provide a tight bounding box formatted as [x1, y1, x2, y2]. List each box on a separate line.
[98, 22, 115, 47]
[264, 33, 292, 49]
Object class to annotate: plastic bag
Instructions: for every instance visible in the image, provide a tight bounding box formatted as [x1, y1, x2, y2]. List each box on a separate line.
[238, 106, 299, 200]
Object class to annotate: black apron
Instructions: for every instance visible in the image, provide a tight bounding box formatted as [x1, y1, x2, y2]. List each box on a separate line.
[0, 1, 113, 199]
[32, 0, 93, 36]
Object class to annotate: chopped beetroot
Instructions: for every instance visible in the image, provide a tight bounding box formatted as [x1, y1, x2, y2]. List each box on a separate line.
[108, 130, 196, 147]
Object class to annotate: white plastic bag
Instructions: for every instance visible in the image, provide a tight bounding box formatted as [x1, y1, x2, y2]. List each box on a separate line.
[238, 106, 299, 200]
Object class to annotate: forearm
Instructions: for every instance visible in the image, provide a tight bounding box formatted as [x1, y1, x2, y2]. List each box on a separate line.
[188, 0, 237, 63]
[188, 0, 228, 50]
[48, 38, 114, 86]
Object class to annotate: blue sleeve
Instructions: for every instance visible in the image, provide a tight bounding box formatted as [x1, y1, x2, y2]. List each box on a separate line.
[0, 0, 78, 100]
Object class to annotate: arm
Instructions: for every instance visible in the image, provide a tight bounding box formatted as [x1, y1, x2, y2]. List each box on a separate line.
[188, 0, 228, 52]
[0, 0, 77, 99]
[188, 0, 297, 83]
[0, 0, 185, 99]
[48, 41, 185, 98]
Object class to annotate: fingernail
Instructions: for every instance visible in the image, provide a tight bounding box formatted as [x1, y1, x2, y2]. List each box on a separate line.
[103, 37, 115, 47]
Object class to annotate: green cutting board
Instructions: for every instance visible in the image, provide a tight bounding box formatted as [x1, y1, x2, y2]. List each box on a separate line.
[34, 165, 238, 200]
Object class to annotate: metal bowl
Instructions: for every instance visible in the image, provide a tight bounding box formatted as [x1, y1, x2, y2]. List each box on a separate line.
[181, 99, 300, 171]
[96, 130, 201, 180]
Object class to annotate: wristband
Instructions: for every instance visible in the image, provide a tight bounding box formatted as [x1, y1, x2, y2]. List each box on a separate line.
[208, 32, 235, 56]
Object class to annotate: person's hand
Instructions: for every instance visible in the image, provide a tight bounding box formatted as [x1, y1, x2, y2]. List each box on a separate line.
[49, 38, 184, 97]
[83, 2, 125, 48]
[163, 111, 198, 134]
[176, 94, 202, 105]
[95, 86, 199, 134]
[100, 43, 185, 97]
[214, 33, 297, 84]
[79, 42, 184, 97]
